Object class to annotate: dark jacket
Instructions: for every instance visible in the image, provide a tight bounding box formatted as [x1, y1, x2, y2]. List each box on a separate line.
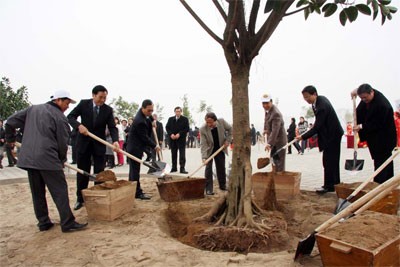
[0, 126, 5, 146]
[356, 89, 396, 159]
[126, 110, 157, 156]
[151, 121, 164, 145]
[5, 102, 70, 170]
[302, 95, 343, 151]
[166, 115, 189, 144]
[67, 99, 118, 155]
[287, 121, 296, 139]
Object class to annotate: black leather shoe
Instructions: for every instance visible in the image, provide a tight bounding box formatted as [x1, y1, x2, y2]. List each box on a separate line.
[170, 168, 177, 173]
[206, 191, 215, 195]
[74, 202, 83, 210]
[62, 222, 88, 233]
[219, 187, 227, 191]
[136, 193, 151, 200]
[316, 187, 335, 194]
[180, 169, 188, 174]
[39, 222, 54, 231]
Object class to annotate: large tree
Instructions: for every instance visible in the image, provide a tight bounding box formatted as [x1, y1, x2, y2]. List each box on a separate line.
[0, 77, 30, 120]
[180, 0, 397, 228]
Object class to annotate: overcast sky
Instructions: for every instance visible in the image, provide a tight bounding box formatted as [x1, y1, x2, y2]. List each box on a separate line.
[1, 0, 399, 130]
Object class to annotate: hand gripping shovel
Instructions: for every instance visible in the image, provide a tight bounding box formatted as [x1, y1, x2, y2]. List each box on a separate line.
[187, 145, 225, 178]
[335, 149, 399, 214]
[87, 132, 170, 178]
[345, 96, 364, 171]
[257, 139, 298, 169]
[294, 172, 400, 261]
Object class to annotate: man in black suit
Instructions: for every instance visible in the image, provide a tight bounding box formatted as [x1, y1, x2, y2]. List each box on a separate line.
[126, 100, 161, 200]
[166, 107, 190, 173]
[67, 85, 119, 210]
[352, 84, 396, 184]
[297, 85, 344, 194]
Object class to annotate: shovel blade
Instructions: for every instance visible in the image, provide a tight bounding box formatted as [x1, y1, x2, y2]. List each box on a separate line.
[333, 198, 351, 214]
[294, 232, 316, 261]
[345, 159, 364, 171]
[257, 157, 270, 169]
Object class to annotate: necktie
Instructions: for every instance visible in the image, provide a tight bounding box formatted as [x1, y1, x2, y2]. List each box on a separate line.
[312, 105, 316, 114]
[93, 106, 99, 124]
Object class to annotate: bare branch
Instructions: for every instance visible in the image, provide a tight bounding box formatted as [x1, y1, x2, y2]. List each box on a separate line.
[180, 0, 223, 45]
[248, 0, 260, 36]
[212, 0, 227, 22]
[284, 5, 309, 17]
[250, 0, 295, 59]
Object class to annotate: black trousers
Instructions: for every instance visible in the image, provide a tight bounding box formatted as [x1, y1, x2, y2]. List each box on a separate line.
[287, 136, 301, 153]
[373, 152, 394, 184]
[128, 151, 143, 197]
[6, 143, 17, 165]
[27, 169, 75, 229]
[170, 140, 186, 170]
[76, 143, 105, 202]
[205, 151, 226, 192]
[322, 137, 341, 189]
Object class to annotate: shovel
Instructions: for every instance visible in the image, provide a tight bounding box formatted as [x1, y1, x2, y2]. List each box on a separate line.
[294, 172, 400, 261]
[15, 142, 103, 182]
[345, 97, 364, 171]
[257, 139, 298, 169]
[187, 145, 225, 178]
[334, 149, 400, 214]
[87, 131, 170, 178]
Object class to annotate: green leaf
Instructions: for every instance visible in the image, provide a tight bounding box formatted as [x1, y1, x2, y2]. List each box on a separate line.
[381, 5, 390, 16]
[296, 0, 308, 8]
[323, 3, 338, 17]
[304, 7, 311, 20]
[346, 6, 358, 22]
[372, 0, 379, 20]
[314, 5, 321, 14]
[339, 9, 347, 26]
[356, 4, 371, 15]
[378, 0, 391, 5]
[367, 0, 372, 4]
[381, 13, 386, 24]
[387, 13, 392, 20]
[388, 6, 398, 13]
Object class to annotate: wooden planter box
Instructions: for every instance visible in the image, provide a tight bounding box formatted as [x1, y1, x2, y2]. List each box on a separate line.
[316, 211, 399, 267]
[252, 171, 301, 204]
[82, 181, 136, 221]
[335, 182, 399, 215]
[156, 177, 205, 202]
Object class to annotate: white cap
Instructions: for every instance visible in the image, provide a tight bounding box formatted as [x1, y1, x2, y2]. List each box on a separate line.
[50, 90, 76, 104]
[261, 93, 272, 103]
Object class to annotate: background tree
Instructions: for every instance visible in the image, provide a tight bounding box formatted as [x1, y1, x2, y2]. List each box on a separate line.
[154, 103, 165, 121]
[181, 94, 195, 125]
[197, 100, 213, 124]
[180, 0, 397, 228]
[0, 77, 30, 120]
[109, 96, 139, 120]
[302, 106, 316, 120]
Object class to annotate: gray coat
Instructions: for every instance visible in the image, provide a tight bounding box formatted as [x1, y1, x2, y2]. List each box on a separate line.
[5, 102, 70, 170]
[200, 118, 232, 159]
[264, 104, 287, 148]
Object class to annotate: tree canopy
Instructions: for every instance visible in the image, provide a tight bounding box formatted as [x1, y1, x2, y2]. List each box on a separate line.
[0, 77, 30, 120]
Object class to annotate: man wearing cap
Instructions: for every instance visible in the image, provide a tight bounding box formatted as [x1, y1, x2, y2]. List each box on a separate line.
[262, 93, 287, 171]
[4, 90, 88, 232]
[67, 85, 119, 210]
[351, 84, 396, 183]
[297, 85, 343, 194]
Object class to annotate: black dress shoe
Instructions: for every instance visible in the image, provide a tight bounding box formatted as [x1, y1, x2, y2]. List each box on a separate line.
[61, 222, 88, 233]
[180, 169, 188, 174]
[135, 193, 151, 200]
[170, 168, 177, 173]
[219, 187, 227, 191]
[74, 202, 83, 210]
[316, 187, 335, 194]
[206, 191, 215, 195]
[39, 222, 54, 231]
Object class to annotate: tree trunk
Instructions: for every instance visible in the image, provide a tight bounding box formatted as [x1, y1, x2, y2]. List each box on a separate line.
[224, 63, 253, 226]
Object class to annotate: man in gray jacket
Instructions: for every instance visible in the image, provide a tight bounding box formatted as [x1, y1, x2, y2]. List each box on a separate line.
[200, 112, 232, 195]
[5, 90, 87, 233]
[262, 93, 287, 172]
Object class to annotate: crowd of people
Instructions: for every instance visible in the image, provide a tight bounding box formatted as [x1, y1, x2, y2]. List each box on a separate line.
[0, 83, 399, 233]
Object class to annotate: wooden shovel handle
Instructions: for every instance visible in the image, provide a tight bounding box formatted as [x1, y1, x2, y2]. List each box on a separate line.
[188, 145, 225, 178]
[87, 132, 144, 165]
[316, 172, 400, 233]
[152, 127, 163, 161]
[348, 150, 399, 199]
